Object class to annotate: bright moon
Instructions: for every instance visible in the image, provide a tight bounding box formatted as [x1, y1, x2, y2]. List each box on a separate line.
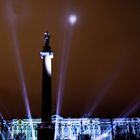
[68, 14, 77, 25]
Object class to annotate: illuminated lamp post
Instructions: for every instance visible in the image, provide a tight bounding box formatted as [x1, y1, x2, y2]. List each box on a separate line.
[37, 32, 54, 140]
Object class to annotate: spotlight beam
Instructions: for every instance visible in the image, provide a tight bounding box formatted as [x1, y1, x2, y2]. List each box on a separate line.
[56, 14, 77, 115]
[86, 58, 128, 116]
[4, 1, 35, 139]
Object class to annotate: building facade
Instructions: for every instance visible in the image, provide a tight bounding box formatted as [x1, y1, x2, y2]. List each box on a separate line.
[0, 116, 140, 139]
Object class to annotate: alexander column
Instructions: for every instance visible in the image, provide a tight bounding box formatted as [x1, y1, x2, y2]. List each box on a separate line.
[37, 32, 54, 140]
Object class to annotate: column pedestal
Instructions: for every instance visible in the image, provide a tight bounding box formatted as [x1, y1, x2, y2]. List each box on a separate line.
[37, 122, 54, 140]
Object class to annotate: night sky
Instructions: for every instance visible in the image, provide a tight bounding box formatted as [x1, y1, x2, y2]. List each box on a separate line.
[0, 0, 140, 119]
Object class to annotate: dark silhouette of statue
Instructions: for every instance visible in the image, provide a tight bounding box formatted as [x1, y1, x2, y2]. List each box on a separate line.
[43, 32, 51, 52]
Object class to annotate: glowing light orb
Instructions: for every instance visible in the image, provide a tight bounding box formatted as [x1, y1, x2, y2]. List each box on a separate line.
[68, 14, 77, 25]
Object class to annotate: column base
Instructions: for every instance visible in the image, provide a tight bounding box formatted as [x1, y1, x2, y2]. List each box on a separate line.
[37, 122, 55, 140]
[78, 134, 91, 140]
